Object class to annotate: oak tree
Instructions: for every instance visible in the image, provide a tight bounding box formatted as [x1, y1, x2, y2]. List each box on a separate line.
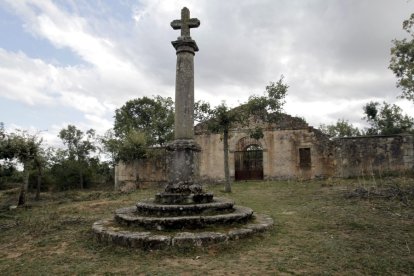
[114, 96, 174, 147]
[319, 119, 362, 138]
[363, 101, 414, 135]
[59, 125, 97, 189]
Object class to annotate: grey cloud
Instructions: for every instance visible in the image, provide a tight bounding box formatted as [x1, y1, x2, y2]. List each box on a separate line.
[2, 0, 413, 136]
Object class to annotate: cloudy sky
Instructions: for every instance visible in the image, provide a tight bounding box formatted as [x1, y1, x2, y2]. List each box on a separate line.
[0, 0, 413, 146]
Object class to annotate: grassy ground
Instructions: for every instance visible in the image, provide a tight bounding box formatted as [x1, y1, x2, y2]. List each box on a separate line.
[0, 178, 413, 275]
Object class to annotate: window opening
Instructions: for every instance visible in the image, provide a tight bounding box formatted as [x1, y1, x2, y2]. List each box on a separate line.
[299, 148, 311, 169]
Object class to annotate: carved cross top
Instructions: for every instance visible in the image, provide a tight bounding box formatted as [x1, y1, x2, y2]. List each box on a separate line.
[171, 7, 200, 38]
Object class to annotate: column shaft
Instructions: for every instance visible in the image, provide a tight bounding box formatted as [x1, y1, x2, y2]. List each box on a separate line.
[175, 51, 195, 139]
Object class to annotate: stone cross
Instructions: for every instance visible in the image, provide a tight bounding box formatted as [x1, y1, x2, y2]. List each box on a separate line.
[170, 7, 200, 139]
[170, 7, 200, 38]
[156, 7, 204, 203]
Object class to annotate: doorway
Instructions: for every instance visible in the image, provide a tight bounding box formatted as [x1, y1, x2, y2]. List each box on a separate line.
[234, 144, 264, 181]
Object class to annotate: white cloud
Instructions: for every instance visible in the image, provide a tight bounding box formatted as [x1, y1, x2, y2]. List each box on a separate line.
[0, 49, 55, 105]
[3, 0, 162, 99]
[1, 0, 413, 145]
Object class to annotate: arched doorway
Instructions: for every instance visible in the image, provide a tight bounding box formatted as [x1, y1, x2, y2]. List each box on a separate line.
[234, 138, 264, 181]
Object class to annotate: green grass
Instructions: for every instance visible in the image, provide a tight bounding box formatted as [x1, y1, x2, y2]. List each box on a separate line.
[0, 178, 413, 275]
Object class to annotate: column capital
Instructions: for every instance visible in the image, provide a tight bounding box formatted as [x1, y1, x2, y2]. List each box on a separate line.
[172, 38, 199, 53]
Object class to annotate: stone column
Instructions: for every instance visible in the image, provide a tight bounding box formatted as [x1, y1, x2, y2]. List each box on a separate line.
[155, 8, 212, 204]
[173, 39, 196, 139]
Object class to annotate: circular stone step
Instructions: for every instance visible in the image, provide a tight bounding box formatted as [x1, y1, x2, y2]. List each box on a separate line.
[92, 214, 273, 249]
[136, 197, 234, 217]
[115, 205, 254, 230]
[154, 192, 214, 204]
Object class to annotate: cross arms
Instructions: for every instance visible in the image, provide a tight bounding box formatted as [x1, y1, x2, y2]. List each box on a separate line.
[171, 7, 200, 37]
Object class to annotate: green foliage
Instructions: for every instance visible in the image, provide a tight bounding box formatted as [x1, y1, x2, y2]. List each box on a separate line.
[319, 119, 362, 138]
[205, 102, 245, 134]
[114, 96, 174, 146]
[48, 156, 111, 191]
[0, 122, 4, 139]
[115, 130, 148, 162]
[196, 77, 289, 138]
[249, 126, 265, 140]
[99, 129, 119, 165]
[0, 130, 42, 164]
[50, 158, 89, 190]
[390, 13, 414, 102]
[0, 123, 112, 192]
[100, 129, 147, 163]
[0, 161, 22, 186]
[246, 76, 288, 122]
[0, 129, 43, 204]
[58, 125, 97, 189]
[363, 101, 414, 135]
[194, 100, 213, 123]
[59, 125, 96, 162]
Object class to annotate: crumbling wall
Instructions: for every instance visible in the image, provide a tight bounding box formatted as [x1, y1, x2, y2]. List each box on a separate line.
[115, 115, 414, 189]
[114, 149, 167, 192]
[334, 134, 414, 177]
[196, 132, 224, 183]
[262, 127, 335, 180]
[195, 115, 335, 182]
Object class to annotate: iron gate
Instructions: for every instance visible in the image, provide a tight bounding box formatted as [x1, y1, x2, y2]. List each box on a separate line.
[234, 150, 263, 181]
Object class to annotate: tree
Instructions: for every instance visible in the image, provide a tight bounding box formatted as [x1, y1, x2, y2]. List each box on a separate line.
[196, 102, 246, 193]
[100, 129, 148, 162]
[59, 125, 97, 189]
[100, 128, 148, 189]
[390, 13, 414, 102]
[113, 130, 147, 162]
[32, 146, 54, 200]
[114, 96, 174, 147]
[196, 77, 288, 192]
[99, 129, 119, 171]
[363, 101, 414, 135]
[0, 129, 42, 205]
[0, 122, 4, 139]
[319, 119, 362, 138]
[246, 78, 288, 123]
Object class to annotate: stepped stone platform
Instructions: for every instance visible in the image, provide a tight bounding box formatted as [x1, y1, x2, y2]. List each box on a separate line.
[92, 196, 273, 249]
[93, 213, 273, 249]
[136, 197, 234, 216]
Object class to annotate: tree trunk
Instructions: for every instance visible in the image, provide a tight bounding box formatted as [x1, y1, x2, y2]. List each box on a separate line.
[114, 164, 119, 191]
[223, 129, 231, 193]
[17, 161, 30, 206]
[35, 165, 42, 201]
[79, 169, 84, 190]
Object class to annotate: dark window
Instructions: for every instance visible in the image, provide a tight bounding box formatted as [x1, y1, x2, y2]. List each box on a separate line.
[299, 148, 311, 169]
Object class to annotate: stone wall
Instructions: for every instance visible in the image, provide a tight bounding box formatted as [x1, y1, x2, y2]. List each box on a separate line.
[114, 150, 166, 192]
[195, 115, 414, 182]
[114, 115, 414, 188]
[334, 134, 414, 177]
[195, 127, 335, 182]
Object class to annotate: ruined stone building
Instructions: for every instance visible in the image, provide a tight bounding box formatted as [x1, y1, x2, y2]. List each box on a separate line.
[115, 114, 414, 191]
